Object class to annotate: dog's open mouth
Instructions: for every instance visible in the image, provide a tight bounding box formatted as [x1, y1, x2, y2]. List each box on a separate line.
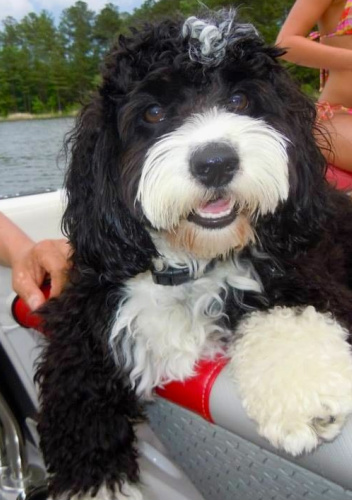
[187, 197, 238, 229]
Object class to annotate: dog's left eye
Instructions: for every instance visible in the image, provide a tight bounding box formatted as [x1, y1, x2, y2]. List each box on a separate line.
[144, 105, 166, 124]
[229, 93, 248, 111]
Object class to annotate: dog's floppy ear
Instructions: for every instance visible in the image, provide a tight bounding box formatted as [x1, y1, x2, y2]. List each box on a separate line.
[253, 51, 332, 252]
[271, 62, 334, 246]
[268, 58, 327, 200]
[63, 95, 156, 281]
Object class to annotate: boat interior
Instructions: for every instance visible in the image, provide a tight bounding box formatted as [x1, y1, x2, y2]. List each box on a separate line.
[1, 186, 352, 500]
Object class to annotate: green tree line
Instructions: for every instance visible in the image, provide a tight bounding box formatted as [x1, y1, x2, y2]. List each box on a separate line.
[0, 0, 318, 117]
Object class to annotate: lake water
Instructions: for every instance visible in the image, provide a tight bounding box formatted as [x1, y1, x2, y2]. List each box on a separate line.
[0, 117, 75, 199]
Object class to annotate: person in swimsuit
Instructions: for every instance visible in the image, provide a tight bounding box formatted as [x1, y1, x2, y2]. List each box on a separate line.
[276, 0, 352, 172]
[0, 212, 71, 310]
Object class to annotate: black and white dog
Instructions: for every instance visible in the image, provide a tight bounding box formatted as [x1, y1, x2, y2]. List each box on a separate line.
[36, 9, 352, 500]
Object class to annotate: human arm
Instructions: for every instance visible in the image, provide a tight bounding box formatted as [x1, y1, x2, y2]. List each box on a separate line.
[0, 212, 34, 268]
[276, 0, 352, 70]
[0, 212, 71, 310]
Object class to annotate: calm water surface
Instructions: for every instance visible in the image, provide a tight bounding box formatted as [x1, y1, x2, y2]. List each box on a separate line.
[0, 117, 74, 199]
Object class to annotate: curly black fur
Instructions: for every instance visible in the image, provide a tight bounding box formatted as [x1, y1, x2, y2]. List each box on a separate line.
[35, 10, 352, 499]
[35, 282, 144, 497]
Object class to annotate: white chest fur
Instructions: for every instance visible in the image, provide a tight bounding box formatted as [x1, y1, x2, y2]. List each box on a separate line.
[110, 257, 262, 398]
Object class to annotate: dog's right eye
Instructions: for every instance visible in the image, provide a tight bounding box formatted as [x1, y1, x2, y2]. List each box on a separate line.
[229, 93, 248, 112]
[144, 105, 166, 124]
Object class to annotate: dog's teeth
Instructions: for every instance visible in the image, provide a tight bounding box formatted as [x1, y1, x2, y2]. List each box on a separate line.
[195, 208, 232, 219]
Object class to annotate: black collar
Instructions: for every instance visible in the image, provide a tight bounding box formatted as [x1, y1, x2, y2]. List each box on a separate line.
[151, 260, 216, 286]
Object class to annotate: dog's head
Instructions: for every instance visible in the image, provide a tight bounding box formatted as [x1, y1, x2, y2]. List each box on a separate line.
[64, 9, 327, 276]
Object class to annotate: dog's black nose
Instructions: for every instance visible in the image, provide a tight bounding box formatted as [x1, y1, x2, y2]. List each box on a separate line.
[190, 143, 239, 188]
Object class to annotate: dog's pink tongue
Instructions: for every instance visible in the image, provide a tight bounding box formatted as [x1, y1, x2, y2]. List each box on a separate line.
[200, 199, 231, 214]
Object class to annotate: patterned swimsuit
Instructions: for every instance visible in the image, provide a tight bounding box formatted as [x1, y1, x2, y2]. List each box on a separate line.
[309, 0, 352, 120]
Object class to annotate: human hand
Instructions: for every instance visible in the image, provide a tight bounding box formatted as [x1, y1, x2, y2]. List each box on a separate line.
[11, 239, 72, 311]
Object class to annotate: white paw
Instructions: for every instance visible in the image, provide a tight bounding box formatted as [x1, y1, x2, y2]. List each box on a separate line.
[229, 306, 352, 456]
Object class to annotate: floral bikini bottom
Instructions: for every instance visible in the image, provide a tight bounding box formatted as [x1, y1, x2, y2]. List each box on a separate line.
[316, 101, 352, 121]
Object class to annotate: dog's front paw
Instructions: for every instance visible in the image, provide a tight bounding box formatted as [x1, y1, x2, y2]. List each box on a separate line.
[253, 396, 350, 457]
[229, 306, 352, 456]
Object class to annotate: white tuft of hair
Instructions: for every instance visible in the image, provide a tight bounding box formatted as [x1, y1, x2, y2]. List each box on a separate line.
[182, 10, 258, 66]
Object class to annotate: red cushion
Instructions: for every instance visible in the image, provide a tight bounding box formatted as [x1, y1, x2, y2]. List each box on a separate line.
[156, 357, 229, 422]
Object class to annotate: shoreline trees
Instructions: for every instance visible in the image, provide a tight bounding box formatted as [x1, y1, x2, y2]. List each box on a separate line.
[0, 0, 317, 117]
